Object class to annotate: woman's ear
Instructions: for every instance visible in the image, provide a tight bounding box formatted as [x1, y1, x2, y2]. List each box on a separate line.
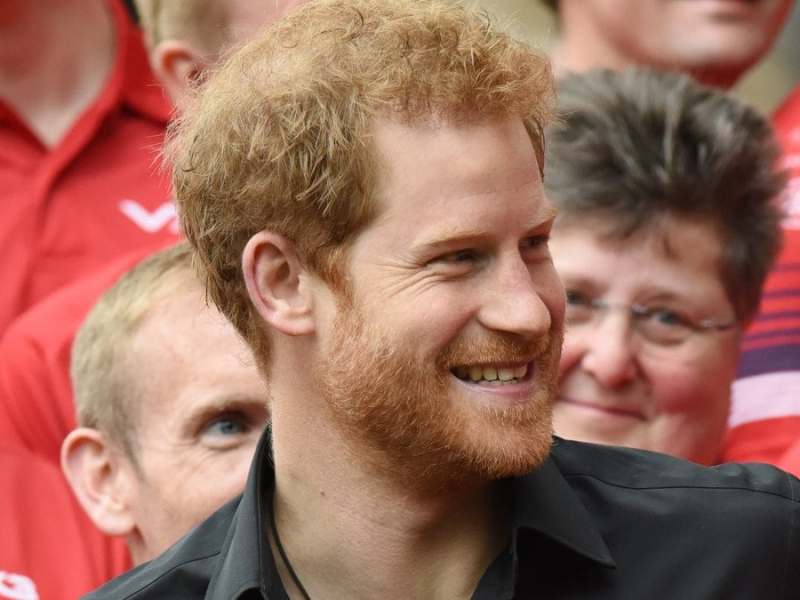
[242, 231, 316, 337]
[61, 428, 137, 537]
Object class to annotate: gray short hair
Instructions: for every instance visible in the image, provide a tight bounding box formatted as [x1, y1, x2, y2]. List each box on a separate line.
[545, 68, 785, 323]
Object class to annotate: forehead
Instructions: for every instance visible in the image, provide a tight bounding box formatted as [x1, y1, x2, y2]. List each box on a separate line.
[551, 216, 726, 298]
[363, 116, 552, 242]
[126, 287, 263, 426]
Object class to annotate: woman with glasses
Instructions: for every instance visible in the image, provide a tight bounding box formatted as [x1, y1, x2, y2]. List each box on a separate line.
[546, 68, 786, 464]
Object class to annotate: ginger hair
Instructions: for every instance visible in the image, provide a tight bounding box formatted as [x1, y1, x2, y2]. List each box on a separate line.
[168, 0, 555, 367]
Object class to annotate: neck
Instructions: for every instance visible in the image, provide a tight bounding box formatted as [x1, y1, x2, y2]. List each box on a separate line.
[0, 0, 115, 147]
[268, 377, 509, 600]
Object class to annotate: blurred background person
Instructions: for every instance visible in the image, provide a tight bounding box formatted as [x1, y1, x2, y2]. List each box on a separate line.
[62, 243, 269, 567]
[545, 69, 785, 464]
[541, 0, 794, 88]
[0, 0, 176, 335]
[0, 0, 308, 467]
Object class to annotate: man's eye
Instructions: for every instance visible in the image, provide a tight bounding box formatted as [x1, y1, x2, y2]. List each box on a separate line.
[440, 249, 478, 263]
[204, 415, 249, 437]
[565, 289, 592, 307]
[428, 249, 480, 269]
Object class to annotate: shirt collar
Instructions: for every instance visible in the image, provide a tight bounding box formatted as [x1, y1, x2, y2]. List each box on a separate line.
[205, 428, 278, 599]
[204, 432, 616, 599]
[510, 447, 616, 569]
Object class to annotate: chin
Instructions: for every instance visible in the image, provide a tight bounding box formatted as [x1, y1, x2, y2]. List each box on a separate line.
[456, 416, 555, 480]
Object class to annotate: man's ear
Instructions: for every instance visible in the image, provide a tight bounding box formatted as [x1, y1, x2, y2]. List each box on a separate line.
[149, 40, 209, 107]
[243, 231, 316, 337]
[61, 428, 137, 538]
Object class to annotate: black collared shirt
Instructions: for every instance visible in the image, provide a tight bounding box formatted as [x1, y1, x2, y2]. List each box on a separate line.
[85, 431, 800, 599]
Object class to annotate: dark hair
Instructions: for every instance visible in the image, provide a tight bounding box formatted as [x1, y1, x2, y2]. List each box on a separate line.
[545, 68, 785, 323]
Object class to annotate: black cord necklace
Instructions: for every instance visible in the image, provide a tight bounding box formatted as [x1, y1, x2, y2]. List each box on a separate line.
[270, 499, 312, 600]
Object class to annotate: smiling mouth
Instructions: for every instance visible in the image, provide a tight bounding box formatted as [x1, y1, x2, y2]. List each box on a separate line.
[450, 363, 531, 385]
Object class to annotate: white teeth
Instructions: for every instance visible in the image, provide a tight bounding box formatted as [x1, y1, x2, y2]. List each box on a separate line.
[453, 364, 530, 384]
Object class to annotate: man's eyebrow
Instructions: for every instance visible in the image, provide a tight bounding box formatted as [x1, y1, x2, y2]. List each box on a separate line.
[415, 206, 559, 252]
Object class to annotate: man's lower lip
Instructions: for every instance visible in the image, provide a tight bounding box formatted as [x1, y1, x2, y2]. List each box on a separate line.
[559, 398, 645, 421]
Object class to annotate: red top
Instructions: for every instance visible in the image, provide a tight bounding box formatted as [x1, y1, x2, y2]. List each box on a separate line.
[0, 446, 131, 600]
[0, 0, 177, 336]
[722, 85, 800, 473]
[0, 247, 163, 465]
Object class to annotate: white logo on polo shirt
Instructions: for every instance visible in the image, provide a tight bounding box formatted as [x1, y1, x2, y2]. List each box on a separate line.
[0, 572, 38, 600]
[119, 200, 179, 234]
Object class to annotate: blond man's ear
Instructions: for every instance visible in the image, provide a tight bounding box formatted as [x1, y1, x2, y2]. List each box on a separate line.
[61, 428, 137, 538]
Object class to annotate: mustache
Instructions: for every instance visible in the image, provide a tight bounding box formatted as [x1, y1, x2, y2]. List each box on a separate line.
[438, 330, 560, 369]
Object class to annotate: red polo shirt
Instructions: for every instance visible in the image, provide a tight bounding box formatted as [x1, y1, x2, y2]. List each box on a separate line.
[722, 85, 800, 470]
[0, 446, 131, 599]
[0, 247, 160, 465]
[0, 0, 177, 336]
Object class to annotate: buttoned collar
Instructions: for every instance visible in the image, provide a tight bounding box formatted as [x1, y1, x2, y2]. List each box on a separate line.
[205, 432, 616, 599]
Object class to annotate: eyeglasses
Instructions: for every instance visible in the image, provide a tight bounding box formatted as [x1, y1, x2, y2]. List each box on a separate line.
[565, 290, 738, 347]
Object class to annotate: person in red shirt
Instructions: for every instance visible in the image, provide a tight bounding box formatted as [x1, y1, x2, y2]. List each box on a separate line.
[0, 446, 130, 600]
[0, 0, 309, 466]
[0, 0, 178, 335]
[724, 85, 800, 470]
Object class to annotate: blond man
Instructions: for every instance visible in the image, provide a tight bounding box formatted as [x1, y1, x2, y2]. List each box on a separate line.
[62, 243, 269, 565]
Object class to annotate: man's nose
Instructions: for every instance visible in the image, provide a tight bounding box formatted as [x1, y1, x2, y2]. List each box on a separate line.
[477, 256, 552, 339]
[577, 313, 638, 388]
